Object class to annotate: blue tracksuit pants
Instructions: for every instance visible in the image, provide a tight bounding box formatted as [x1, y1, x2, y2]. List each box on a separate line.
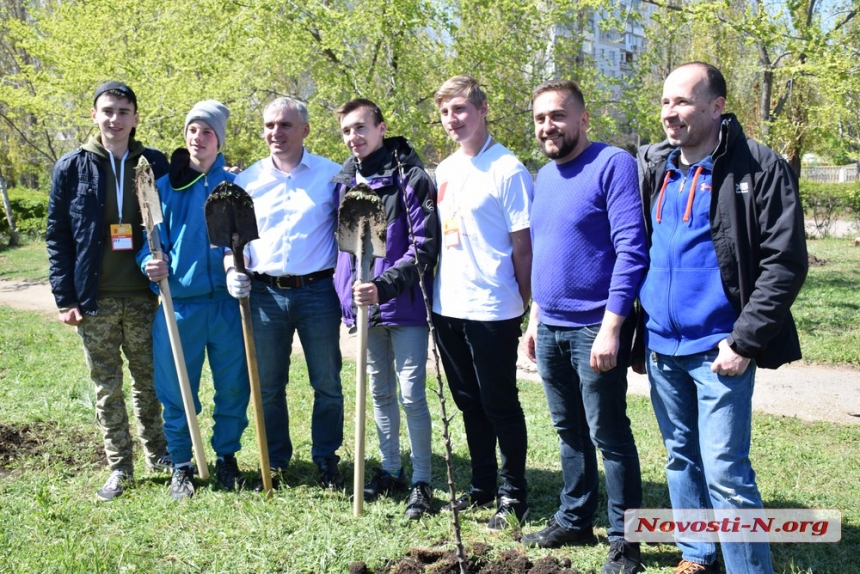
[153, 294, 250, 465]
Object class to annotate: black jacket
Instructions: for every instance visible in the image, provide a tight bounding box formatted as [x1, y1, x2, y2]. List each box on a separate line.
[46, 143, 168, 315]
[637, 114, 807, 369]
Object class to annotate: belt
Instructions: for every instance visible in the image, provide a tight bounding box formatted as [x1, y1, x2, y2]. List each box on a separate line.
[252, 269, 334, 289]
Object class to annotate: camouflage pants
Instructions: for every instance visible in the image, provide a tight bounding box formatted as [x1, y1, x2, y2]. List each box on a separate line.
[77, 296, 168, 473]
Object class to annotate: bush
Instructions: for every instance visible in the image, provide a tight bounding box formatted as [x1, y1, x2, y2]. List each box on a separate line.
[798, 181, 860, 237]
[0, 187, 49, 238]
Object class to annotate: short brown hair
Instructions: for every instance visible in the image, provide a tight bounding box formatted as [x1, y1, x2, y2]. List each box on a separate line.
[531, 79, 586, 109]
[335, 98, 385, 125]
[434, 75, 487, 109]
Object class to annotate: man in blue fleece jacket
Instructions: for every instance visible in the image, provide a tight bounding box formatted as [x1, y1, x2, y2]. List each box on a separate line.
[139, 101, 250, 500]
[521, 80, 647, 574]
[637, 63, 807, 574]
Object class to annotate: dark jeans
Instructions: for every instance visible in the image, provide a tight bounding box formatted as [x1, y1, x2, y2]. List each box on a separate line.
[433, 313, 527, 501]
[250, 276, 343, 470]
[536, 319, 642, 540]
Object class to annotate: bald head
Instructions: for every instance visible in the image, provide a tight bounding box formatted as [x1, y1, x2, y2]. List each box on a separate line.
[661, 63, 726, 164]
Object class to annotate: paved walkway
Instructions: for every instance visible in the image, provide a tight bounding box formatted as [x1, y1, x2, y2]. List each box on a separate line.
[4, 278, 858, 425]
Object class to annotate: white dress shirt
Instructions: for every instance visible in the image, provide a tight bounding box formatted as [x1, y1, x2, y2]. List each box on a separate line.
[235, 150, 341, 276]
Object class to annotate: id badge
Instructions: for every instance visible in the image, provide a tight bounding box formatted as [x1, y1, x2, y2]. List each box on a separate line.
[442, 217, 460, 248]
[110, 223, 134, 251]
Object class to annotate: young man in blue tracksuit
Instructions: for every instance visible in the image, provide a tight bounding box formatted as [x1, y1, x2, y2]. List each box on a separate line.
[138, 101, 250, 499]
[333, 99, 439, 519]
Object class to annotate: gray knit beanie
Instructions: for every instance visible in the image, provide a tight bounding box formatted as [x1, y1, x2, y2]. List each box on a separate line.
[185, 100, 229, 148]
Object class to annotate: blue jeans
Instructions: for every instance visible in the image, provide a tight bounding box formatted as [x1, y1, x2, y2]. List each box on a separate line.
[366, 324, 432, 485]
[536, 321, 641, 540]
[433, 313, 527, 501]
[250, 276, 343, 469]
[647, 349, 773, 573]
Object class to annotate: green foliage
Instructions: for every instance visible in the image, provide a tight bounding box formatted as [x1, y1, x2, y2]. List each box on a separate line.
[636, 0, 860, 172]
[799, 181, 860, 236]
[0, 0, 660, 184]
[0, 186, 48, 237]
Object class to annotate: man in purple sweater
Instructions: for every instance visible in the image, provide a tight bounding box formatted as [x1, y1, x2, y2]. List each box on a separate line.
[521, 80, 647, 574]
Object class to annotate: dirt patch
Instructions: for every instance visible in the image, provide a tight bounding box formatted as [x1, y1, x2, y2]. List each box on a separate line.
[0, 421, 102, 474]
[349, 544, 587, 574]
[808, 253, 827, 266]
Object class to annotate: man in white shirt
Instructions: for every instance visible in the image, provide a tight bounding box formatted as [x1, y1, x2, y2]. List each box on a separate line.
[432, 75, 533, 530]
[225, 97, 344, 490]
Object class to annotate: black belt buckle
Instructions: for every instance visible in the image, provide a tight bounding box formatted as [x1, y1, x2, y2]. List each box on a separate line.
[274, 275, 301, 289]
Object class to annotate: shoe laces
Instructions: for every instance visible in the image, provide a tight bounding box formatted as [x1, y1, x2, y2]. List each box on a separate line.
[675, 560, 710, 574]
[497, 495, 522, 513]
[154, 453, 172, 466]
[104, 470, 128, 490]
[368, 468, 391, 489]
[173, 466, 193, 484]
[218, 456, 240, 477]
[608, 539, 626, 560]
[408, 483, 431, 507]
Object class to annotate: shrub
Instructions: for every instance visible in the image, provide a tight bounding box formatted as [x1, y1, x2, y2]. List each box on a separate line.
[0, 187, 49, 238]
[798, 181, 860, 237]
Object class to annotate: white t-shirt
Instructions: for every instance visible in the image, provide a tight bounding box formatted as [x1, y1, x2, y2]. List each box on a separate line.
[235, 151, 341, 276]
[431, 141, 532, 321]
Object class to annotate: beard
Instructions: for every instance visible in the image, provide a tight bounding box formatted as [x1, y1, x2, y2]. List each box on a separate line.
[540, 131, 579, 160]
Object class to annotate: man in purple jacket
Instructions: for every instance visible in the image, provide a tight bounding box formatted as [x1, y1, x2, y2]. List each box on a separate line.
[521, 80, 647, 574]
[333, 98, 439, 519]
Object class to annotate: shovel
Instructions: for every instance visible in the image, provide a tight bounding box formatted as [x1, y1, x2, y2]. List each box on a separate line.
[336, 184, 387, 517]
[135, 157, 209, 480]
[204, 181, 273, 497]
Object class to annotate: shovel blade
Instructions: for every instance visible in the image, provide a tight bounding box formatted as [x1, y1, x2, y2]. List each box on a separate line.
[204, 181, 259, 252]
[135, 156, 163, 227]
[336, 184, 387, 258]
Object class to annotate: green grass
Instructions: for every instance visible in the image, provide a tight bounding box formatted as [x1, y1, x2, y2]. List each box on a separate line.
[0, 308, 858, 573]
[795, 237, 860, 366]
[0, 237, 49, 282]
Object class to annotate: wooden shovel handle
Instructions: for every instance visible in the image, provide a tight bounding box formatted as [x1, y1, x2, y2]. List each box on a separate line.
[158, 276, 209, 480]
[353, 303, 369, 517]
[232, 245, 273, 497]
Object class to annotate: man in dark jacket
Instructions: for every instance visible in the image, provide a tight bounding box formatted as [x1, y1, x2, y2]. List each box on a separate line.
[637, 63, 807, 574]
[46, 81, 170, 502]
[333, 98, 438, 519]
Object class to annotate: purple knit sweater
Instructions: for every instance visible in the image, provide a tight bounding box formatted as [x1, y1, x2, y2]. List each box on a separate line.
[530, 142, 647, 327]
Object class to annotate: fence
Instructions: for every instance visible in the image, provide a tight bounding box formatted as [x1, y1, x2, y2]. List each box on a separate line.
[802, 165, 859, 183]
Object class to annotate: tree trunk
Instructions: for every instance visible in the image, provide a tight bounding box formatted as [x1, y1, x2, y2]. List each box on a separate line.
[0, 174, 19, 247]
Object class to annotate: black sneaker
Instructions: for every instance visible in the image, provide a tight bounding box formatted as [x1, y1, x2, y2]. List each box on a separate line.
[147, 452, 173, 473]
[443, 490, 496, 513]
[318, 459, 344, 490]
[170, 465, 195, 500]
[97, 470, 132, 502]
[522, 517, 598, 548]
[405, 482, 433, 520]
[363, 467, 407, 501]
[486, 495, 530, 531]
[215, 455, 245, 490]
[253, 468, 285, 492]
[602, 540, 643, 574]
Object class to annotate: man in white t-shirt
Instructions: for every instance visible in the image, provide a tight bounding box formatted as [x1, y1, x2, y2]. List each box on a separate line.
[224, 97, 344, 491]
[431, 75, 533, 531]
